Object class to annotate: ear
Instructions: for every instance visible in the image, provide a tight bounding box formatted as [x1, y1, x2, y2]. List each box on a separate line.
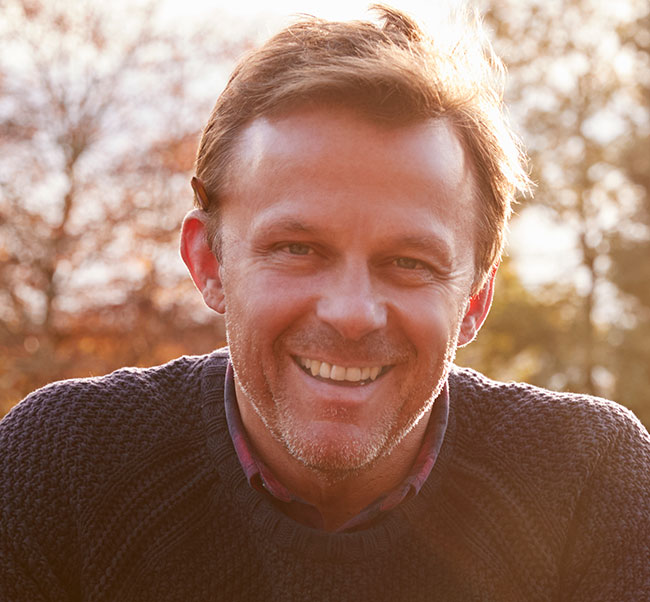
[457, 266, 497, 347]
[180, 209, 226, 314]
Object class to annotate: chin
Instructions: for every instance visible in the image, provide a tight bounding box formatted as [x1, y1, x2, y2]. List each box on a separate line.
[283, 436, 383, 482]
[276, 410, 421, 479]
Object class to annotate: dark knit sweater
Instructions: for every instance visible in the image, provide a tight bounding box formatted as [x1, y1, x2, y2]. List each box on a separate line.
[1, 349, 649, 601]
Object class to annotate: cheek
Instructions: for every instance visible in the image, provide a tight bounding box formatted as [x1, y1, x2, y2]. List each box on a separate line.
[223, 271, 316, 335]
[390, 290, 459, 349]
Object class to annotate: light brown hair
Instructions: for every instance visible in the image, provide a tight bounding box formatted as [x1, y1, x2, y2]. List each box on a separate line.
[193, 4, 530, 291]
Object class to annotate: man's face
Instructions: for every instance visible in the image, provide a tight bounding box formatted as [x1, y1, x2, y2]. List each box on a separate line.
[217, 106, 483, 477]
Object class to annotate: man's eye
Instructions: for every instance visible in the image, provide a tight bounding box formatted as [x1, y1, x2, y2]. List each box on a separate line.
[286, 243, 312, 255]
[394, 257, 424, 270]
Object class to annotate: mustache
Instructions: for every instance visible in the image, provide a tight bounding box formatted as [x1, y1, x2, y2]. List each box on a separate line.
[281, 325, 414, 364]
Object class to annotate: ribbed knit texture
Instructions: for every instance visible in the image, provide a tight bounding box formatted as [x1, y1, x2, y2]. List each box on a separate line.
[1, 349, 649, 601]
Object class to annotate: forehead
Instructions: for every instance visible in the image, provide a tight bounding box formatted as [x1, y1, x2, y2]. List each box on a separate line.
[222, 106, 478, 248]
[230, 106, 472, 189]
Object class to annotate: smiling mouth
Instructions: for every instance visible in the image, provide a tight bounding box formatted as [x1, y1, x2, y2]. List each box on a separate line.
[295, 356, 391, 385]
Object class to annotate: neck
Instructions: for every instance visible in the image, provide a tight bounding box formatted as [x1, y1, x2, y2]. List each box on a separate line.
[285, 452, 421, 531]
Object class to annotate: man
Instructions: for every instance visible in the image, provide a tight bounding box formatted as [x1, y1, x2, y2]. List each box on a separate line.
[1, 6, 648, 601]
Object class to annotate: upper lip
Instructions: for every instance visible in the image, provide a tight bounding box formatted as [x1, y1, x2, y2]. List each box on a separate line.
[290, 350, 398, 367]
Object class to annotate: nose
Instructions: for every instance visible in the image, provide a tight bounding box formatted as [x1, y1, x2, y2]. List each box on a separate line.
[315, 262, 387, 341]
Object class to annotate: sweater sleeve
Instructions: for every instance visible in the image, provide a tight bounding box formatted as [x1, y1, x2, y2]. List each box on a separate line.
[0, 388, 80, 602]
[0, 356, 209, 602]
[558, 406, 650, 601]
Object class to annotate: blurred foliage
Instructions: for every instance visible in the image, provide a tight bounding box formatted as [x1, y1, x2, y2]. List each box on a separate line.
[458, 0, 650, 427]
[1, 0, 649, 430]
[0, 0, 240, 413]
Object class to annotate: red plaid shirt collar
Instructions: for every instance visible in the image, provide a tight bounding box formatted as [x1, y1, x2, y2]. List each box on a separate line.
[224, 361, 449, 532]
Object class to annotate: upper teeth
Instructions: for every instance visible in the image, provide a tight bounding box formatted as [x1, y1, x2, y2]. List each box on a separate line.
[298, 357, 383, 382]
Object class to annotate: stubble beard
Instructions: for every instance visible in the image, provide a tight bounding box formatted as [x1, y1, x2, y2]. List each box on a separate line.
[275, 345, 456, 482]
[227, 314, 461, 484]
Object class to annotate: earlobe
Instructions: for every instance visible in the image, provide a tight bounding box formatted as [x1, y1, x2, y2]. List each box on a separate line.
[180, 210, 226, 314]
[457, 267, 496, 347]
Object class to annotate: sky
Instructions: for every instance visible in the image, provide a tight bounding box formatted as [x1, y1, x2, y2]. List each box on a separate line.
[158, 0, 466, 37]
[160, 0, 463, 21]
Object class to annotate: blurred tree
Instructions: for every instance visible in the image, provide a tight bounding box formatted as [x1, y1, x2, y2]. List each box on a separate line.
[460, 0, 650, 426]
[0, 0, 245, 413]
[606, 5, 650, 424]
[2, 0, 648, 431]
[458, 259, 585, 389]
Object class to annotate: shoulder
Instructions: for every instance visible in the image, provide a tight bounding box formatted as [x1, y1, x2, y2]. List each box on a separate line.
[0, 349, 230, 496]
[2, 350, 224, 430]
[0, 350, 230, 591]
[3, 348, 229, 422]
[446, 366, 649, 491]
[448, 365, 648, 446]
[443, 366, 649, 536]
